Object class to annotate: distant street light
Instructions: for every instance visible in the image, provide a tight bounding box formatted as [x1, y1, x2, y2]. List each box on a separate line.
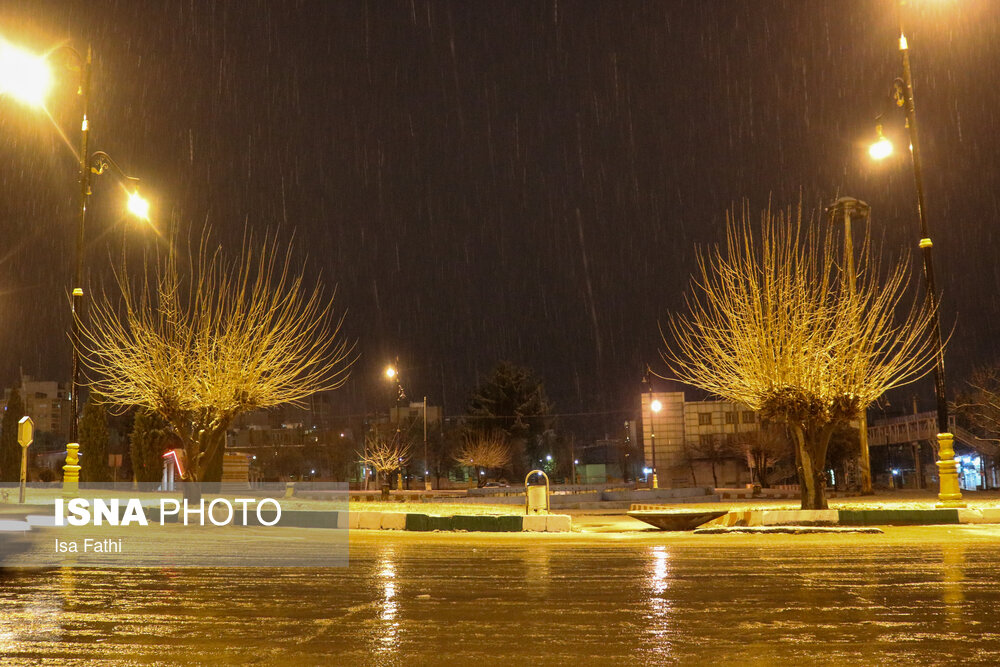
[0, 37, 149, 445]
[867, 7, 962, 506]
[383, 361, 433, 491]
[644, 367, 661, 490]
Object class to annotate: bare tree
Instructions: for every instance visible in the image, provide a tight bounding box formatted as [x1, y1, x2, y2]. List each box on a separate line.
[697, 434, 739, 488]
[79, 233, 355, 489]
[955, 364, 1000, 442]
[662, 202, 939, 509]
[360, 431, 411, 495]
[954, 364, 1000, 464]
[740, 423, 792, 489]
[453, 429, 511, 487]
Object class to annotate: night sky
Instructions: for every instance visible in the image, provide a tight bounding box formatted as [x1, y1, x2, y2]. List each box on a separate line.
[1, 1, 998, 433]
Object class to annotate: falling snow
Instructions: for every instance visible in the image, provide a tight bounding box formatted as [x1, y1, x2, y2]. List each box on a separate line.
[0, 1, 998, 433]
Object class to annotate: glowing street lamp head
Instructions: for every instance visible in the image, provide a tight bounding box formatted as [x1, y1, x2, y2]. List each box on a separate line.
[869, 125, 893, 161]
[651, 399, 663, 413]
[127, 190, 150, 220]
[385, 366, 397, 380]
[0, 39, 52, 107]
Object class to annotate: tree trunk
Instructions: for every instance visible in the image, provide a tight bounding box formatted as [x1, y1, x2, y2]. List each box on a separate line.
[792, 424, 834, 510]
[182, 480, 202, 504]
[711, 462, 718, 488]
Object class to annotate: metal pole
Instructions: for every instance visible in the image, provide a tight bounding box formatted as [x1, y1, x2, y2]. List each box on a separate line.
[827, 197, 873, 494]
[645, 369, 658, 490]
[18, 447, 28, 503]
[423, 395, 430, 491]
[897, 4, 962, 506]
[70, 46, 92, 446]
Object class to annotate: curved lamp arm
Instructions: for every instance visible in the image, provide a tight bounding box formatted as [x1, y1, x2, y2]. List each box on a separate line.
[89, 150, 140, 186]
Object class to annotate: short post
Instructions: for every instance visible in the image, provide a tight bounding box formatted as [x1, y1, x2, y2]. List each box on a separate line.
[63, 443, 81, 496]
[17, 416, 34, 504]
[936, 432, 965, 508]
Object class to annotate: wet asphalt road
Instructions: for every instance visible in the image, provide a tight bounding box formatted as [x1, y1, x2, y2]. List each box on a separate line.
[2, 527, 1000, 665]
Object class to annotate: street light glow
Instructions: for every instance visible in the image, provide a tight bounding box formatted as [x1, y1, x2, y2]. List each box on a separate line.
[651, 399, 662, 413]
[0, 39, 52, 107]
[869, 136, 893, 160]
[127, 190, 150, 220]
[385, 366, 397, 380]
[869, 124, 893, 161]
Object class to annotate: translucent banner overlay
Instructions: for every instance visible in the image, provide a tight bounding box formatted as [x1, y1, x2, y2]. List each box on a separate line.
[0, 483, 348, 567]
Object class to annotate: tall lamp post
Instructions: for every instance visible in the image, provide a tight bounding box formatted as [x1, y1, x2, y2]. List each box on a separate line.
[643, 368, 661, 490]
[868, 4, 962, 506]
[0, 38, 150, 446]
[385, 363, 432, 491]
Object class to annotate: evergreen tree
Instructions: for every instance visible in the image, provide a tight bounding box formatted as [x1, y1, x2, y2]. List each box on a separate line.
[79, 395, 111, 483]
[0, 388, 25, 483]
[130, 409, 170, 483]
[467, 361, 553, 472]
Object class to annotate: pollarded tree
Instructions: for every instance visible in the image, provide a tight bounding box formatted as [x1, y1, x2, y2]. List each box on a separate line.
[662, 202, 939, 509]
[79, 233, 355, 490]
[360, 431, 411, 494]
[453, 429, 511, 486]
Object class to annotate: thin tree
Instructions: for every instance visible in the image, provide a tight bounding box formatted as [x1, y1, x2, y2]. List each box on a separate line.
[78, 233, 355, 491]
[662, 202, 940, 509]
[698, 434, 738, 488]
[741, 423, 792, 489]
[453, 429, 511, 486]
[955, 363, 1000, 445]
[360, 431, 411, 496]
[0, 388, 25, 483]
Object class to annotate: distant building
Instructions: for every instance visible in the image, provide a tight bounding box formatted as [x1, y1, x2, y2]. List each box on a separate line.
[640, 391, 757, 488]
[1, 376, 72, 440]
[389, 402, 442, 427]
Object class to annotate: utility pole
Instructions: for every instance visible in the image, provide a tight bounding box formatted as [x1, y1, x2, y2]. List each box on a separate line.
[826, 197, 873, 494]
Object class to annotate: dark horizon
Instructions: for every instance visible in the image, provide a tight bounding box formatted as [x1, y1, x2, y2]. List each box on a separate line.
[1, 1, 998, 434]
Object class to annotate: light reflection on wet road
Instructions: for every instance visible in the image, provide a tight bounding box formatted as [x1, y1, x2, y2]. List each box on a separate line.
[2, 528, 1000, 665]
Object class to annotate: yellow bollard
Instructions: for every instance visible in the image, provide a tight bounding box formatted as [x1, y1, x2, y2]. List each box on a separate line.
[63, 443, 81, 496]
[935, 433, 965, 508]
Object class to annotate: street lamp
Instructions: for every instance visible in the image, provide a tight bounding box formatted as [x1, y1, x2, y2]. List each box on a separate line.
[643, 367, 661, 490]
[0, 38, 150, 446]
[868, 8, 962, 507]
[384, 362, 432, 491]
[0, 38, 52, 106]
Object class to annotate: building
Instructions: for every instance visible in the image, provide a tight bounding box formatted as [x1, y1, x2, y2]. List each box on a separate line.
[641, 391, 758, 488]
[1, 376, 72, 440]
[389, 401, 442, 427]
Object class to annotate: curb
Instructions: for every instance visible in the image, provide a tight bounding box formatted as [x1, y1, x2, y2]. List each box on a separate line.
[704, 507, 1000, 529]
[6, 510, 572, 534]
[367, 512, 572, 533]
